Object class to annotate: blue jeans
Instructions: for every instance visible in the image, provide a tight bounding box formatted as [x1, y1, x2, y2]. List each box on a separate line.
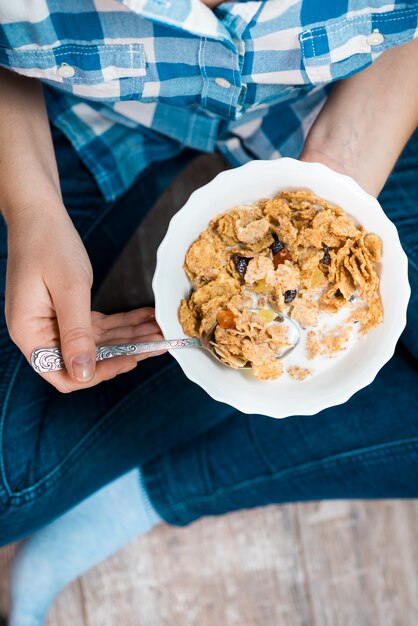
[0, 126, 417, 545]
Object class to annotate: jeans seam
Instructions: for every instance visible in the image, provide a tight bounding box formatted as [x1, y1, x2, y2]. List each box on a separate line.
[161, 437, 418, 515]
[0, 353, 22, 499]
[3, 361, 179, 503]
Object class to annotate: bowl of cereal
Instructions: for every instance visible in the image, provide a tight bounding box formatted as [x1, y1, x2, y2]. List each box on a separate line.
[152, 158, 410, 419]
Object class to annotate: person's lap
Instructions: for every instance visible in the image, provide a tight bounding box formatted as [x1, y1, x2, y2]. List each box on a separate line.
[0, 126, 417, 546]
[0, 127, 234, 545]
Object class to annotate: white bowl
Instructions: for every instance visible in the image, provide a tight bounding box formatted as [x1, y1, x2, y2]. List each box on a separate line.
[152, 158, 410, 419]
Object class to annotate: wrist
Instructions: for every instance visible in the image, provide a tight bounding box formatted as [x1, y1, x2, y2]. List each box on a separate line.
[299, 143, 381, 198]
[2, 190, 66, 231]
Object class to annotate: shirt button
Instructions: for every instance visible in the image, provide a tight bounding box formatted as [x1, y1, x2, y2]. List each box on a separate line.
[57, 63, 76, 78]
[215, 77, 231, 89]
[366, 30, 385, 46]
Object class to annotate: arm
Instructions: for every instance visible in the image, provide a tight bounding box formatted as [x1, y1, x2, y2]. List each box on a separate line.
[0, 68, 63, 226]
[0, 68, 163, 391]
[300, 37, 418, 197]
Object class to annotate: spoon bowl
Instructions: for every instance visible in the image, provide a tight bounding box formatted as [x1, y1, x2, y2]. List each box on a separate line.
[201, 313, 300, 369]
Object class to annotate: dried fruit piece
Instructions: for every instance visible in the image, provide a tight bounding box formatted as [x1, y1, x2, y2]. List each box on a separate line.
[257, 309, 276, 324]
[273, 249, 292, 268]
[232, 254, 250, 277]
[270, 235, 285, 256]
[253, 279, 268, 293]
[217, 310, 236, 329]
[310, 268, 327, 289]
[321, 245, 331, 266]
[284, 289, 297, 303]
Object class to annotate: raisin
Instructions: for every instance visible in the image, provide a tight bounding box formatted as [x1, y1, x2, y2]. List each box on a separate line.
[273, 249, 292, 268]
[217, 310, 236, 329]
[284, 290, 297, 303]
[275, 314, 284, 323]
[321, 245, 331, 266]
[232, 254, 250, 277]
[270, 234, 285, 256]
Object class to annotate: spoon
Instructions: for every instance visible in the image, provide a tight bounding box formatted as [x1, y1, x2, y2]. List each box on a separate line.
[30, 314, 300, 374]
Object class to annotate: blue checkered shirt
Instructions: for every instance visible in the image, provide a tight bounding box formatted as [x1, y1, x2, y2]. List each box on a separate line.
[1, 1, 417, 201]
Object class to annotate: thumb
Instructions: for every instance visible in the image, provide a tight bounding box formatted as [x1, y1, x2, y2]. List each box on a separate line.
[53, 279, 96, 383]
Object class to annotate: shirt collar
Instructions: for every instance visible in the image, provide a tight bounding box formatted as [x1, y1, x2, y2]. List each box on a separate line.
[114, 0, 233, 42]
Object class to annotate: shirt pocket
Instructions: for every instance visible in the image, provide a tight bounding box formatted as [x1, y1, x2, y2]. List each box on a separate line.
[299, 6, 417, 84]
[0, 43, 146, 102]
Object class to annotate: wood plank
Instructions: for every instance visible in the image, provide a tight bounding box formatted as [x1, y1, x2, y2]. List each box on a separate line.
[80, 505, 312, 626]
[0, 543, 17, 619]
[296, 500, 418, 626]
[46, 581, 86, 626]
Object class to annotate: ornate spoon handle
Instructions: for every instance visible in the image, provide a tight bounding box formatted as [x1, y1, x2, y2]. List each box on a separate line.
[31, 338, 202, 373]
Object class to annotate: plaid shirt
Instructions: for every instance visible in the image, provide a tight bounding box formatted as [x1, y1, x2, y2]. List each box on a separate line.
[1, 0, 417, 201]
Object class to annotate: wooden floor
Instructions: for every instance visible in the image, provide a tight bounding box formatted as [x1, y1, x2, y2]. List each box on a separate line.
[1, 155, 418, 625]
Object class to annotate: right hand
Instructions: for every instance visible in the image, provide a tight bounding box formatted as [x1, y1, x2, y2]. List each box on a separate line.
[5, 205, 164, 393]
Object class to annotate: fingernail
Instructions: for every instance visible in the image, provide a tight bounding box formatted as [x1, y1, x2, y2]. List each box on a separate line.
[72, 354, 94, 381]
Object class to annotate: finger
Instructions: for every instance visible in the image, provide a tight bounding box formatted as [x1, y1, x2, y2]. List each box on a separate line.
[52, 279, 96, 383]
[93, 332, 166, 365]
[130, 332, 167, 361]
[43, 351, 138, 392]
[40, 332, 166, 393]
[96, 321, 162, 344]
[96, 307, 156, 331]
[92, 331, 165, 359]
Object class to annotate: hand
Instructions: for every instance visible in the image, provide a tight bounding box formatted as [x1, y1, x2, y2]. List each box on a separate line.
[299, 146, 359, 188]
[5, 206, 164, 393]
[200, 0, 225, 7]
